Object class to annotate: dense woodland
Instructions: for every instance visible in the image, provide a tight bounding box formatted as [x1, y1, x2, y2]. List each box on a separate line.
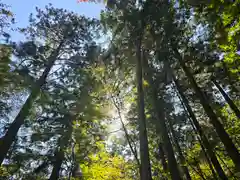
[0, 0, 239, 179]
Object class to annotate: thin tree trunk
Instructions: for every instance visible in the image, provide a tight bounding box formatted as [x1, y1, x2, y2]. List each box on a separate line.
[49, 150, 64, 180]
[68, 141, 75, 180]
[195, 159, 207, 180]
[186, 155, 207, 180]
[119, 110, 141, 167]
[50, 114, 74, 180]
[173, 48, 240, 172]
[154, 92, 181, 180]
[212, 78, 240, 118]
[111, 95, 141, 167]
[70, 142, 83, 179]
[175, 82, 218, 179]
[0, 44, 63, 164]
[158, 142, 168, 172]
[185, 105, 219, 179]
[142, 51, 182, 180]
[216, 151, 237, 179]
[173, 79, 218, 178]
[168, 116, 192, 180]
[136, 38, 152, 180]
[222, 61, 239, 94]
[72, 163, 82, 178]
[199, 138, 219, 179]
[172, 75, 228, 180]
[189, 163, 206, 180]
[34, 161, 49, 174]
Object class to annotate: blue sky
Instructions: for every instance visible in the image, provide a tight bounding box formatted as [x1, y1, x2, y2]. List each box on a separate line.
[3, 0, 105, 41]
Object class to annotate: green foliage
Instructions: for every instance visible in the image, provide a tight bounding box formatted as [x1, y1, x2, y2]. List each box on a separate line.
[81, 142, 134, 180]
[0, 0, 240, 179]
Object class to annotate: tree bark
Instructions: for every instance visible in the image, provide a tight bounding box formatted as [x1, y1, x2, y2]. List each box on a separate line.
[49, 150, 64, 180]
[158, 142, 168, 172]
[168, 116, 192, 180]
[212, 78, 240, 119]
[173, 48, 240, 172]
[136, 38, 152, 180]
[173, 75, 228, 180]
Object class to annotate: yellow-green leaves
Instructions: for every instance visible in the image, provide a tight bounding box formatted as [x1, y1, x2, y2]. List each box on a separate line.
[80, 142, 133, 180]
[143, 79, 149, 87]
[0, 166, 9, 178]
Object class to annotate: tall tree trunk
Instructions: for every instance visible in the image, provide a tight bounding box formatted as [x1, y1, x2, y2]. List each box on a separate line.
[154, 102, 182, 180]
[184, 104, 219, 179]
[175, 81, 218, 179]
[173, 48, 240, 172]
[136, 38, 152, 180]
[173, 77, 218, 179]
[72, 163, 82, 179]
[172, 75, 228, 180]
[216, 151, 237, 179]
[50, 114, 73, 180]
[158, 142, 168, 172]
[167, 116, 192, 180]
[0, 44, 63, 164]
[198, 138, 218, 179]
[212, 78, 240, 118]
[49, 150, 64, 180]
[142, 51, 182, 180]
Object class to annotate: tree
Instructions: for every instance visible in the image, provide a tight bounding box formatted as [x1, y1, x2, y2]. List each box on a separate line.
[0, 5, 98, 164]
[0, 1, 15, 122]
[167, 115, 192, 180]
[173, 48, 240, 172]
[1, 0, 240, 179]
[142, 50, 182, 180]
[172, 75, 228, 180]
[211, 77, 240, 119]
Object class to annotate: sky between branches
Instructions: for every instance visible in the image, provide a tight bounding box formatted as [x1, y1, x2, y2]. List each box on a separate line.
[4, 0, 105, 41]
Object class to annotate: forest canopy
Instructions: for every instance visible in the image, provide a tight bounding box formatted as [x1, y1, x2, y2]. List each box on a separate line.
[0, 0, 240, 179]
